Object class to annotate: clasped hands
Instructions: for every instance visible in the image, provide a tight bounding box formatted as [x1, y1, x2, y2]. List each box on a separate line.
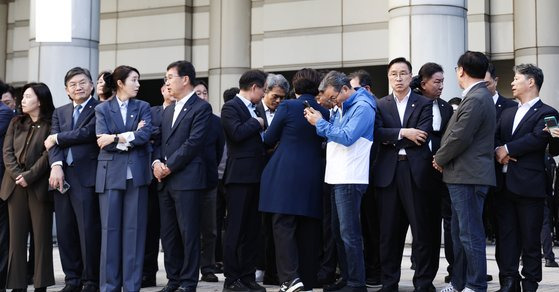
[153, 162, 171, 182]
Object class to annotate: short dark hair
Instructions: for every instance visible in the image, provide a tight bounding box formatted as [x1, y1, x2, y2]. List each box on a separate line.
[223, 87, 240, 103]
[0, 80, 11, 95]
[513, 63, 544, 91]
[238, 70, 267, 91]
[486, 62, 497, 80]
[448, 97, 462, 106]
[194, 80, 208, 90]
[292, 68, 321, 96]
[388, 57, 412, 73]
[167, 60, 196, 85]
[104, 65, 140, 92]
[348, 69, 373, 88]
[64, 67, 93, 86]
[21, 82, 55, 122]
[457, 51, 489, 79]
[418, 62, 443, 81]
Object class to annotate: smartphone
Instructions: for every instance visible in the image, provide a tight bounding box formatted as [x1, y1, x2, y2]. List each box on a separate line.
[545, 116, 559, 137]
[49, 180, 71, 194]
[303, 100, 311, 108]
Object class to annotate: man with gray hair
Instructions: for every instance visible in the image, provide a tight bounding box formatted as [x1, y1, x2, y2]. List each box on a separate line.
[304, 70, 376, 292]
[256, 73, 289, 128]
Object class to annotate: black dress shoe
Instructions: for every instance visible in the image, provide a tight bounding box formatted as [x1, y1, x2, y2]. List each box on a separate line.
[34, 288, 46, 292]
[376, 285, 398, 292]
[365, 277, 381, 287]
[223, 279, 249, 292]
[444, 275, 452, 283]
[241, 280, 265, 292]
[545, 259, 559, 267]
[11, 289, 26, 292]
[59, 284, 82, 292]
[141, 275, 157, 287]
[486, 274, 493, 281]
[201, 272, 219, 282]
[159, 284, 179, 292]
[496, 277, 520, 292]
[324, 279, 346, 291]
[176, 287, 195, 292]
[81, 284, 99, 292]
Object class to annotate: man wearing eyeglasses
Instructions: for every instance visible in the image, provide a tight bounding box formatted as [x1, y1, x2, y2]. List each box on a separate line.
[152, 60, 212, 292]
[44, 67, 101, 292]
[372, 57, 437, 292]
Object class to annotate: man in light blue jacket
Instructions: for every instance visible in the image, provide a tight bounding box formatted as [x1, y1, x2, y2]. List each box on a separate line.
[304, 70, 376, 292]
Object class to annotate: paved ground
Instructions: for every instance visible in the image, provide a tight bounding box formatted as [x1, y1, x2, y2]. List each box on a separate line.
[36, 245, 557, 291]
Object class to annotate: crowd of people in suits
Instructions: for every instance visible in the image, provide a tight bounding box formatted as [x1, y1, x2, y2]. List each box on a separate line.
[0, 50, 558, 292]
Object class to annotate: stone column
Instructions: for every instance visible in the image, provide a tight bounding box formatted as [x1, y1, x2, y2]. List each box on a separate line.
[388, 0, 467, 100]
[28, 0, 100, 106]
[0, 0, 8, 80]
[514, 0, 559, 110]
[208, 0, 251, 113]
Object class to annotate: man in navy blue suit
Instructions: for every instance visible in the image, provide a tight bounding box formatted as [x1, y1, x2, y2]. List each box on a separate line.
[152, 61, 212, 292]
[372, 58, 435, 292]
[220, 70, 267, 292]
[494, 64, 559, 292]
[44, 67, 100, 292]
[0, 81, 14, 292]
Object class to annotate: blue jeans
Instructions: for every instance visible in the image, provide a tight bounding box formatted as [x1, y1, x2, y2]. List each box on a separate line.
[447, 184, 488, 292]
[331, 184, 367, 288]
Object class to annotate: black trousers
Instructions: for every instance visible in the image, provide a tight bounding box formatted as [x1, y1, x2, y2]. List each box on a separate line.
[495, 187, 544, 286]
[272, 214, 320, 289]
[376, 161, 438, 290]
[223, 183, 260, 285]
[318, 183, 336, 281]
[255, 212, 278, 283]
[215, 179, 226, 263]
[143, 180, 160, 279]
[0, 197, 8, 289]
[438, 178, 454, 276]
[361, 185, 381, 281]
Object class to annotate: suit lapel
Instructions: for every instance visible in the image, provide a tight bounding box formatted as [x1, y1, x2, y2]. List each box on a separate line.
[502, 107, 517, 141]
[403, 93, 418, 127]
[255, 102, 268, 128]
[168, 95, 197, 138]
[110, 98, 126, 132]
[74, 99, 96, 129]
[235, 96, 252, 120]
[125, 99, 139, 131]
[162, 103, 174, 143]
[512, 100, 542, 137]
[385, 95, 402, 127]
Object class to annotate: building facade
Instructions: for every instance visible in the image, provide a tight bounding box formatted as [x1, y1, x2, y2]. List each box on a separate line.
[0, 0, 558, 112]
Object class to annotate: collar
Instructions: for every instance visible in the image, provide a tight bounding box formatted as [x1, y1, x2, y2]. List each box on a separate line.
[176, 90, 196, 108]
[116, 96, 128, 108]
[73, 96, 92, 108]
[518, 97, 540, 108]
[461, 80, 485, 97]
[237, 94, 253, 108]
[492, 92, 499, 104]
[262, 102, 273, 113]
[394, 89, 411, 104]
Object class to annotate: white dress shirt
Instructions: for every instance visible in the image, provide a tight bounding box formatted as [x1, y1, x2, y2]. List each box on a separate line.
[172, 90, 196, 127]
[262, 102, 275, 125]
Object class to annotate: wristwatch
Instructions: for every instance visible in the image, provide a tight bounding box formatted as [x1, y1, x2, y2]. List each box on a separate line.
[114, 134, 119, 143]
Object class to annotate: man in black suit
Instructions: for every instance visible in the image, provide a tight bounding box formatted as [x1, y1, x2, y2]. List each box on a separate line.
[494, 64, 559, 292]
[220, 70, 267, 292]
[485, 63, 517, 122]
[44, 67, 101, 292]
[193, 81, 225, 283]
[412, 63, 455, 283]
[372, 57, 435, 292]
[142, 84, 175, 288]
[152, 60, 212, 292]
[0, 81, 15, 292]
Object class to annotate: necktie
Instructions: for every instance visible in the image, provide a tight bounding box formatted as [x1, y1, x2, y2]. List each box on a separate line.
[67, 105, 82, 165]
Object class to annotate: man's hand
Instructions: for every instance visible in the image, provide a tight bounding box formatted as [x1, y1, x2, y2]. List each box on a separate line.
[495, 146, 517, 164]
[44, 134, 56, 150]
[153, 162, 171, 182]
[401, 128, 428, 145]
[97, 134, 115, 149]
[49, 165, 65, 192]
[137, 120, 145, 130]
[255, 117, 265, 129]
[432, 158, 443, 173]
[15, 174, 28, 187]
[304, 107, 323, 126]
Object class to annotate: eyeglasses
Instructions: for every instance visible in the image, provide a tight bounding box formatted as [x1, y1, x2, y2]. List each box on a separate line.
[270, 94, 285, 100]
[163, 74, 183, 83]
[329, 91, 340, 101]
[388, 71, 410, 79]
[68, 80, 90, 90]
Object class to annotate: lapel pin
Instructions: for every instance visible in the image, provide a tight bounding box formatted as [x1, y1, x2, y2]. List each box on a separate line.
[411, 104, 415, 107]
[183, 108, 187, 111]
[498, 104, 502, 107]
[130, 114, 134, 118]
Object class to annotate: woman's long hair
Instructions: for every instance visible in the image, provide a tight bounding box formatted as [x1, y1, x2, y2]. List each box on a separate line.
[16, 82, 55, 124]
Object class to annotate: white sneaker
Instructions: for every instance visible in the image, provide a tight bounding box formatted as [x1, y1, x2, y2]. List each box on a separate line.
[440, 284, 459, 292]
[462, 288, 475, 292]
[279, 278, 304, 292]
[255, 270, 265, 282]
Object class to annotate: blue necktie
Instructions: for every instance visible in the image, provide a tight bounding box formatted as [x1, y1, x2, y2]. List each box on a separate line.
[66, 105, 81, 165]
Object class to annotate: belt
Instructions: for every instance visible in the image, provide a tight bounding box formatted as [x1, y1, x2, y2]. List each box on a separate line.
[397, 154, 408, 161]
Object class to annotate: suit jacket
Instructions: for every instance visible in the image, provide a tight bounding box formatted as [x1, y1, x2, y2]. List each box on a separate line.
[373, 91, 433, 189]
[203, 114, 225, 189]
[435, 82, 496, 186]
[495, 94, 517, 122]
[255, 102, 270, 129]
[0, 103, 14, 179]
[1, 116, 51, 201]
[154, 94, 212, 190]
[259, 94, 330, 219]
[149, 105, 164, 155]
[48, 98, 99, 187]
[95, 98, 153, 192]
[430, 98, 454, 153]
[495, 100, 558, 198]
[221, 96, 266, 184]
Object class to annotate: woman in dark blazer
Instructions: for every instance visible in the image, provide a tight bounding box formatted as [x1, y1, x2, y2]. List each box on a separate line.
[95, 65, 152, 292]
[258, 68, 330, 291]
[0, 82, 55, 292]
